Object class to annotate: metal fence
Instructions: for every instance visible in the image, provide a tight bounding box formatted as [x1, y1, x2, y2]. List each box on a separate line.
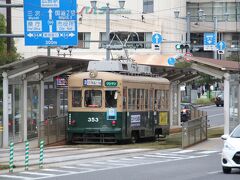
[39, 116, 67, 146]
[182, 110, 208, 148]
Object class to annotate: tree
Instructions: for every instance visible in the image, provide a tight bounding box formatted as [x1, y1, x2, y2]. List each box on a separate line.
[0, 13, 21, 66]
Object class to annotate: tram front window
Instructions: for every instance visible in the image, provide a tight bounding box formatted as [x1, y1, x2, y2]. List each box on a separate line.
[85, 90, 102, 108]
[105, 90, 117, 108]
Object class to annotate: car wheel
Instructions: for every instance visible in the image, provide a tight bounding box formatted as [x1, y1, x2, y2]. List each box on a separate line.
[216, 104, 219, 107]
[222, 166, 231, 174]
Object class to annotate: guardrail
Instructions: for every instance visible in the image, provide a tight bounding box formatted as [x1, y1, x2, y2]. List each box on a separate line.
[182, 110, 208, 148]
[39, 116, 67, 146]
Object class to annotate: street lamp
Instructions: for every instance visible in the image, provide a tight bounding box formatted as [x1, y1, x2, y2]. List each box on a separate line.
[90, 1, 125, 61]
[174, 9, 204, 53]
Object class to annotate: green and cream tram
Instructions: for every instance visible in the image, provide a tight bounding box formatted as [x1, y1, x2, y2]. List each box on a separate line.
[67, 71, 170, 143]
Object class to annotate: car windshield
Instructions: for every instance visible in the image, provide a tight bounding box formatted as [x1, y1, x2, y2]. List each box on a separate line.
[231, 125, 240, 138]
[217, 94, 224, 99]
[181, 104, 190, 109]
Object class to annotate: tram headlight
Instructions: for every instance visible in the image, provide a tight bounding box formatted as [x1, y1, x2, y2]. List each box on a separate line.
[70, 119, 76, 126]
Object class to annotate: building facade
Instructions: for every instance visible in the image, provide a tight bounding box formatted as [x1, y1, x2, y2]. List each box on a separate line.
[11, 0, 187, 63]
[6, 0, 240, 61]
[187, 0, 240, 60]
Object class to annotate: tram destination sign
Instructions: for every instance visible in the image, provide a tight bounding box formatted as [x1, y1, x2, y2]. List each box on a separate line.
[105, 81, 118, 87]
[83, 79, 102, 86]
[24, 0, 78, 46]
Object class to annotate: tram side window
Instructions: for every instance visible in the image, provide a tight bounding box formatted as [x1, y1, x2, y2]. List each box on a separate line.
[137, 89, 140, 110]
[149, 89, 153, 110]
[72, 90, 82, 107]
[145, 90, 148, 109]
[123, 87, 127, 110]
[105, 90, 117, 108]
[141, 89, 145, 110]
[128, 88, 136, 110]
[85, 90, 102, 108]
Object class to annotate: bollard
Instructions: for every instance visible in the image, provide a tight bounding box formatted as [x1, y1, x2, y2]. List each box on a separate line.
[25, 141, 29, 170]
[39, 140, 44, 168]
[9, 142, 14, 173]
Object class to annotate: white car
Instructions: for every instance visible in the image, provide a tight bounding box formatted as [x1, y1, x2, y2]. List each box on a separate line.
[221, 124, 240, 174]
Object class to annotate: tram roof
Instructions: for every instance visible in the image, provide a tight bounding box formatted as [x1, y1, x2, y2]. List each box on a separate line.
[69, 71, 170, 86]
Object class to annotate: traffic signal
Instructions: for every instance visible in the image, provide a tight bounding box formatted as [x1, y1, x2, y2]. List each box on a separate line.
[175, 43, 190, 50]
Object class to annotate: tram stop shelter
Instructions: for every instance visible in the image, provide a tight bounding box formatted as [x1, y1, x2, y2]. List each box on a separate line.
[0, 55, 239, 148]
[0, 56, 89, 148]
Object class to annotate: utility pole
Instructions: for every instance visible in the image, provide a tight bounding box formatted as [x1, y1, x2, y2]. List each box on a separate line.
[213, 16, 218, 60]
[6, 0, 12, 54]
[186, 12, 191, 53]
[106, 3, 110, 61]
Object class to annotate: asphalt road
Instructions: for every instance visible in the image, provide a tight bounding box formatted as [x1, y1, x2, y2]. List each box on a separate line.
[1, 149, 239, 180]
[198, 105, 224, 127]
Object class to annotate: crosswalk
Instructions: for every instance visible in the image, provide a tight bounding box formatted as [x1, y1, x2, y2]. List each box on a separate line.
[0, 149, 220, 180]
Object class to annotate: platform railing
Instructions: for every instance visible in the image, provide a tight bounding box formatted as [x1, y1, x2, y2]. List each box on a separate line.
[38, 116, 67, 146]
[182, 110, 208, 148]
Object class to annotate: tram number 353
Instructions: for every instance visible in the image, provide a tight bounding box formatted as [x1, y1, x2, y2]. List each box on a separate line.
[88, 117, 99, 122]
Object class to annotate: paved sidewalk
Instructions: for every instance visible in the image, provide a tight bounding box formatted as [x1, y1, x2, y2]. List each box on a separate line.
[187, 137, 223, 151]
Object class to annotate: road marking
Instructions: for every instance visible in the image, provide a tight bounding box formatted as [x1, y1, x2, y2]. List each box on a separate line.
[0, 174, 31, 179]
[197, 151, 218, 154]
[173, 150, 196, 154]
[132, 156, 146, 159]
[208, 113, 224, 118]
[21, 171, 53, 176]
[62, 166, 94, 171]
[95, 161, 128, 166]
[119, 158, 133, 161]
[207, 170, 222, 175]
[143, 154, 183, 159]
[42, 168, 75, 173]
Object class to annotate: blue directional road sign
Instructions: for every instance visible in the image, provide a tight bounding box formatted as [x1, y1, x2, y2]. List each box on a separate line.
[204, 32, 216, 51]
[24, 0, 78, 46]
[216, 41, 226, 50]
[152, 33, 163, 44]
[168, 57, 176, 66]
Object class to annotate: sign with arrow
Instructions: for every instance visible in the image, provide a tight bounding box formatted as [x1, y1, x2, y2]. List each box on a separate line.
[204, 32, 216, 51]
[168, 57, 176, 66]
[216, 41, 226, 51]
[152, 33, 163, 45]
[24, 0, 78, 46]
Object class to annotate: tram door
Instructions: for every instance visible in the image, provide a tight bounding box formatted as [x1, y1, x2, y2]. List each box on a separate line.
[123, 87, 128, 137]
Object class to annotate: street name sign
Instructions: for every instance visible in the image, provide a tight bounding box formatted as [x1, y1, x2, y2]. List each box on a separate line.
[152, 33, 163, 44]
[24, 0, 78, 46]
[204, 32, 216, 51]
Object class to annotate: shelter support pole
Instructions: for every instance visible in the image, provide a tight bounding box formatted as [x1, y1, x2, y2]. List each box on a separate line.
[224, 73, 230, 134]
[177, 84, 181, 126]
[22, 77, 27, 141]
[2, 72, 9, 148]
[39, 78, 45, 145]
[169, 83, 174, 126]
[56, 89, 60, 117]
[40, 79, 44, 123]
